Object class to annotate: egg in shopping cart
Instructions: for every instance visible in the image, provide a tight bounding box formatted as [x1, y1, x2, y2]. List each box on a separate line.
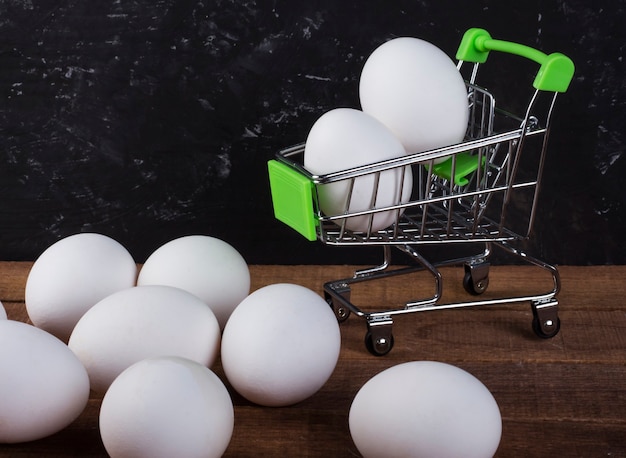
[304, 108, 413, 233]
[359, 37, 469, 163]
[349, 361, 502, 458]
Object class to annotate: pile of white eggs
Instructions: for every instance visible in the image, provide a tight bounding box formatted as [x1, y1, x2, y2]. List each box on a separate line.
[0, 232, 342, 457]
[0, 231, 502, 456]
[304, 36, 469, 232]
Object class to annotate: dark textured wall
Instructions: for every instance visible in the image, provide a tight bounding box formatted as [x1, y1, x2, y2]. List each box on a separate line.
[1, 0, 624, 265]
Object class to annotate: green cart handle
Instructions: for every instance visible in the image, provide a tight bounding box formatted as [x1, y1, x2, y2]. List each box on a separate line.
[456, 28, 574, 93]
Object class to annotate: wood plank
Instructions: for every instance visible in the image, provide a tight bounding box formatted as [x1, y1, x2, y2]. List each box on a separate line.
[1, 263, 626, 457]
[0, 261, 32, 304]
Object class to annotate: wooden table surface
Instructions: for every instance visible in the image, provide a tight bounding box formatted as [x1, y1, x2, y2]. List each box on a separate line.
[1, 261, 625, 457]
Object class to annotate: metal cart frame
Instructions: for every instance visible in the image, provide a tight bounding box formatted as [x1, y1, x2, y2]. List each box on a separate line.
[267, 28, 574, 355]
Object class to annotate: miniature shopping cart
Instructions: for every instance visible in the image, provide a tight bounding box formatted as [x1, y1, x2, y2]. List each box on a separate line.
[267, 28, 574, 355]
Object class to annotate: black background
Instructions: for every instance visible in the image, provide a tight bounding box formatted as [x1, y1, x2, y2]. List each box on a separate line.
[1, 0, 624, 265]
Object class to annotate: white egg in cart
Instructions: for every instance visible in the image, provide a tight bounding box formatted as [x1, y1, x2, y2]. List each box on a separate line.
[349, 361, 502, 458]
[360, 37, 469, 163]
[304, 108, 413, 233]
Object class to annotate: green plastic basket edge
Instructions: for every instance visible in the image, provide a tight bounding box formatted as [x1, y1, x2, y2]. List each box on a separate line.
[267, 160, 318, 242]
[430, 152, 487, 186]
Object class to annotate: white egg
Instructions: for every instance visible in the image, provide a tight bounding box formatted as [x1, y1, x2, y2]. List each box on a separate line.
[137, 235, 250, 329]
[100, 356, 234, 458]
[221, 283, 341, 407]
[0, 301, 6, 320]
[349, 361, 502, 458]
[25, 233, 137, 342]
[0, 320, 90, 443]
[304, 108, 413, 233]
[360, 37, 469, 162]
[68, 285, 221, 393]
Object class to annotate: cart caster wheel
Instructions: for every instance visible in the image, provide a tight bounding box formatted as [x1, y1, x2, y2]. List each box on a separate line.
[463, 268, 489, 295]
[364, 331, 394, 356]
[532, 316, 561, 338]
[532, 299, 560, 338]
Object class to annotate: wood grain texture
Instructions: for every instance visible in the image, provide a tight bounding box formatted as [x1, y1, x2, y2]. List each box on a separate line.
[1, 263, 625, 457]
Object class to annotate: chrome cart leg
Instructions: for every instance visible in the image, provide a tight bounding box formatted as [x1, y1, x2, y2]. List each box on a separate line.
[354, 245, 392, 278]
[494, 241, 561, 338]
[365, 315, 394, 356]
[396, 245, 443, 307]
[323, 245, 441, 356]
[324, 282, 352, 322]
